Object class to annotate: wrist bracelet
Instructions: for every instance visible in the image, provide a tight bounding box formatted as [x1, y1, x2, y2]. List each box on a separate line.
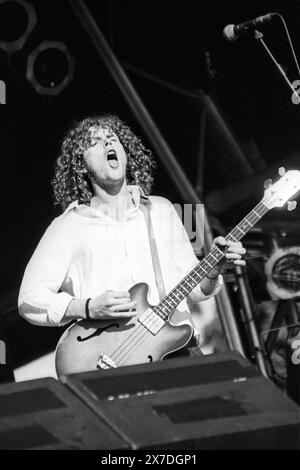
[85, 298, 91, 321]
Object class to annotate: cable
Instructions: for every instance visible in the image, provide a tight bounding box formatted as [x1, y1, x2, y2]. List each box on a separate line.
[277, 13, 300, 79]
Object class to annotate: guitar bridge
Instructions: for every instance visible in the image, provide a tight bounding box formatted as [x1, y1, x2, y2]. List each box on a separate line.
[138, 308, 165, 335]
[97, 354, 117, 369]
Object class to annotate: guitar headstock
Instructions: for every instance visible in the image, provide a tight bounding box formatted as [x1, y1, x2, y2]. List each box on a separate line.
[262, 169, 300, 210]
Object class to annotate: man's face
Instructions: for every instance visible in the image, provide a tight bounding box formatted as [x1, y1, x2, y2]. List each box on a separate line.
[84, 126, 127, 188]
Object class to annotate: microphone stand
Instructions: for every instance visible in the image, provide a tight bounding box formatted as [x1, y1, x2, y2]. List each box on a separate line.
[254, 29, 300, 103]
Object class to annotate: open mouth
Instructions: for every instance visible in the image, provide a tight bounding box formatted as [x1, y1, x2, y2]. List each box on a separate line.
[107, 149, 119, 168]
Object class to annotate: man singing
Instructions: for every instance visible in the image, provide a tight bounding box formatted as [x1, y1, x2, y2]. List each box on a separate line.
[18, 114, 245, 370]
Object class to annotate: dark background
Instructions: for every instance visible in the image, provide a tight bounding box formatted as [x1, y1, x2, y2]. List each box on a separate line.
[0, 0, 300, 370]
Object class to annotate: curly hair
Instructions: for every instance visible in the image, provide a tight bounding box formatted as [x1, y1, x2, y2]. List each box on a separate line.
[52, 114, 156, 211]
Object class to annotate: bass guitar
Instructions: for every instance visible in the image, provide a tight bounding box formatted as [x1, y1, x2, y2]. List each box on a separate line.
[55, 169, 300, 376]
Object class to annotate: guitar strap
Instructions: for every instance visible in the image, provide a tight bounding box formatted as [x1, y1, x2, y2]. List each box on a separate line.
[140, 196, 200, 354]
[140, 198, 166, 300]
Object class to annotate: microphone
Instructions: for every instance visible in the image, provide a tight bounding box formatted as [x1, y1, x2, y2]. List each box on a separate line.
[223, 13, 278, 41]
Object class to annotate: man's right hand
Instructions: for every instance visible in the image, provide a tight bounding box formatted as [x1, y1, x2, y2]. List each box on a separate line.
[88, 290, 137, 319]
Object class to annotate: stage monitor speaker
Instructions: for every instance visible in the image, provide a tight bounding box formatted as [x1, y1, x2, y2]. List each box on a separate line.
[0, 377, 127, 449]
[63, 352, 300, 450]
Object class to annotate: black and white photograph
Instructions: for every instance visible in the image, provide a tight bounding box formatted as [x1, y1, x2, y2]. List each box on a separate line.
[0, 0, 299, 453]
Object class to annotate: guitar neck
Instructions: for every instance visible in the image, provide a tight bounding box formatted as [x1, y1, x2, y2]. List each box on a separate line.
[154, 201, 270, 320]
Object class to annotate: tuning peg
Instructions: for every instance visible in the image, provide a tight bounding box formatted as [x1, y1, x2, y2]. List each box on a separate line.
[264, 179, 272, 189]
[278, 167, 286, 176]
[287, 200, 297, 211]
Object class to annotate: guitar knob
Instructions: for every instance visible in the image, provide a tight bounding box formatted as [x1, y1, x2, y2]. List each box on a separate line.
[264, 178, 272, 189]
[287, 200, 297, 211]
[278, 167, 286, 176]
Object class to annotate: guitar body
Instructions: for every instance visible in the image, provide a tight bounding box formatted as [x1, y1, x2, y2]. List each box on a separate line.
[55, 282, 194, 377]
[54, 169, 300, 377]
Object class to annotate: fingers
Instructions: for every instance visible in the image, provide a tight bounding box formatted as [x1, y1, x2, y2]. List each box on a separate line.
[214, 237, 243, 248]
[213, 237, 246, 269]
[226, 243, 246, 255]
[89, 291, 137, 320]
[100, 309, 136, 319]
[109, 290, 131, 299]
[232, 259, 246, 266]
[108, 297, 135, 306]
[225, 256, 246, 266]
[109, 300, 138, 313]
[107, 310, 136, 318]
[105, 291, 131, 307]
[225, 249, 246, 265]
[214, 238, 246, 255]
[214, 236, 226, 247]
[225, 252, 245, 260]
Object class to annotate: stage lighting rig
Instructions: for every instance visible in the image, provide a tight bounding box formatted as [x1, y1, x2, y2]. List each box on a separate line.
[26, 41, 74, 96]
[0, 0, 36, 52]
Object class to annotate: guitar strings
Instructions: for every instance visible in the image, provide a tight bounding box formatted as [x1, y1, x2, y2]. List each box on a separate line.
[109, 206, 266, 366]
[108, 206, 267, 366]
[110, 321, 153, 365]
[112, 207, 266, 366]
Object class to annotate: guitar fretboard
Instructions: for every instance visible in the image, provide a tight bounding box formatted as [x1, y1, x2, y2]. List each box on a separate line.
[154, 201, 269, 320]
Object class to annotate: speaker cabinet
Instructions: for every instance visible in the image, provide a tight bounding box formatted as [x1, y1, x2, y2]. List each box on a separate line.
[63, 352, 300, 450]
[0, 377, 127, 449]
